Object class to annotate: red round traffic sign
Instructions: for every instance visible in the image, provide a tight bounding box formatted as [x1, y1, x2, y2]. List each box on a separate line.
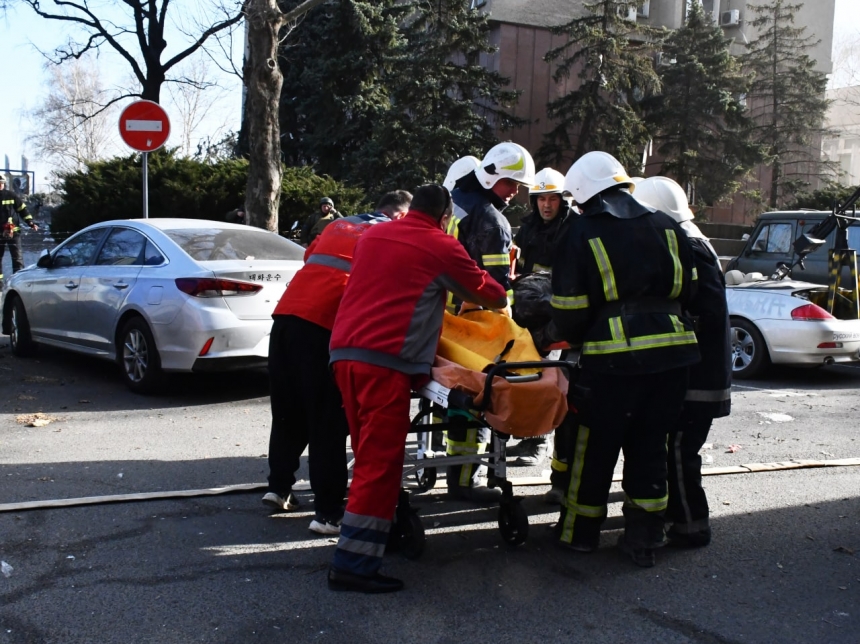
[118, 100, 171, 152]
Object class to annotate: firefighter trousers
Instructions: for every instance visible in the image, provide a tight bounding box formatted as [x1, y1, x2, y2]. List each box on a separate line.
[0, 233, 24, 276]
[267, 315, 349, 519]
[666, 411, 714, 534]
[550, 412, 577, 491]
[331, 360, 415, 578]
[558, 368, 688, 549]
[445, 419, 490, 488]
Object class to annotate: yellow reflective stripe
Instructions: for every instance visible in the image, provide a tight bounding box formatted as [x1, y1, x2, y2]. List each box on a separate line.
[533, 263, 552, 273]
[608, 316, 624, 342]
[692, 267, 698, 281]
[1, 200, 15, 205]
[446, 292, 458, 314]
[669, 314, 685, 334]
[561, 424, 590, 543]
[569, 502, 605, 518]
[624, 493, 668, 512]
[23, 214, 33, 220]
[17, 204, 27, 212]
[501, 156, 525, 172]
[666, 229, 683, 299]
[551, 457, 568, 473]
[482, 253, 510, 267]
[445, 428, 486, 486]
[588, 238, 618, 301]
[582, 330, 698, 355]
[445, 213, 461, 239]
[506, 289, 515, 305]
[551, 294, 589, 310]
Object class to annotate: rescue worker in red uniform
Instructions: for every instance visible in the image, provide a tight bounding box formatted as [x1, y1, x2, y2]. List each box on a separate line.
[264, 191, 412, 536]
[0, 176, 38, 281]
[536, 152, 700, 567]
[327, 185, 507, 593]
[634, 176, 732, 548]
[444, 142, 536, 503]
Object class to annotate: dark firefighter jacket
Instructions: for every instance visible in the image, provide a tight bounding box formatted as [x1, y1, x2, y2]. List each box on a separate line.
[447, 171, 514, 311]
[549, 188, 701, 376]
[514, 204, 572, 274]
[684, 237, 732, 418]
[0, 189, 34, 233]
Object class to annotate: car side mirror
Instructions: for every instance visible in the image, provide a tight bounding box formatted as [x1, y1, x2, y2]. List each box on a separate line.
[36, 253, 52, 268]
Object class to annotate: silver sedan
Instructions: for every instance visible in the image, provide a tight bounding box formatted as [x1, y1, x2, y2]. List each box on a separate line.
[1, 219, 304, 393]
[726, 277, 860, 378]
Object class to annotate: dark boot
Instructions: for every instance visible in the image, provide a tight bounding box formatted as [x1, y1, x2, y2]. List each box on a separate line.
[509, 437, 549, 466]
[617, 534, 656, 568]
[667, 526, 711, 548]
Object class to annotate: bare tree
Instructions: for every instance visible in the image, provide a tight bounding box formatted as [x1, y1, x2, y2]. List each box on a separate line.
[242, 0, 326, 232]
[25, 55, 119, 175]
[165, 58, 229, 158]
[20, 0, 243, 106]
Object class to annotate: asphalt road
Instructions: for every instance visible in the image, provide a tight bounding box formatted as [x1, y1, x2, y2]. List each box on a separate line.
[1, 341, 859, 643]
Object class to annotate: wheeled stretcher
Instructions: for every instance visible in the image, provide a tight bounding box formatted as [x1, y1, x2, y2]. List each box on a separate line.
[390, 359, 572, 559]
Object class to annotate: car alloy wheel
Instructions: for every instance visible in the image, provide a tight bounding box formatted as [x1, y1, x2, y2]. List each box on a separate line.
[122, 327, 150, 384]
[730, 317, 769, 379]
[119, 317, 163, 394]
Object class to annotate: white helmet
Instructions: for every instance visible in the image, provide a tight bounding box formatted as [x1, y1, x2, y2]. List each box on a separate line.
[629, 176, 645, 185]
[563, 151, 635, 204]
[529, 168, 566, 195]
[443, 155, 480, 191]
[475, 142, 536, 189]
[634, 176, 694, 223]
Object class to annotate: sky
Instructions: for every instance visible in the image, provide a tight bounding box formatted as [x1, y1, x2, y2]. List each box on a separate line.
[1, 1, 859, 194]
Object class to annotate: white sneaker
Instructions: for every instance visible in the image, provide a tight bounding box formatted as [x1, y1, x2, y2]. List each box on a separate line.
[262, 491, 300, 512]
[309, 517, 342, 535]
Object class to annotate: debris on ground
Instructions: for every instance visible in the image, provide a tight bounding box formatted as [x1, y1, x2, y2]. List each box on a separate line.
[15, 412, 59, 427]
[726, 444, 742, 453]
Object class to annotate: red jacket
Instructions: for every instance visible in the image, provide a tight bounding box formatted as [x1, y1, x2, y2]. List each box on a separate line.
[330, 209, 507, 375]
[273, 214, 388, 330]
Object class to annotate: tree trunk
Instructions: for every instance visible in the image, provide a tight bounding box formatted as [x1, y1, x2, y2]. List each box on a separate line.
[243, 0, 285, 232]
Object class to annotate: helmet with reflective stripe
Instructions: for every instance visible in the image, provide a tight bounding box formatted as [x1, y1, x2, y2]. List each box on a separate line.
[633, 176, 694, 223]
[475, 142, 536, 189]
[529, 168, 566, 195]
[563, 151, 635, 204]
[443, 155, 480, 191]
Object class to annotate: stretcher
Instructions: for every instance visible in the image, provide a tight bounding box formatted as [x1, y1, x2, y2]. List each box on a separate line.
[390, 358, 573, 559]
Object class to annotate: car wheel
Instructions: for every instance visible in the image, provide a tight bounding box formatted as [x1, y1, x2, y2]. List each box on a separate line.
[730, 317, 770, 379]
[9, 296, 37, 357]
[118, 317, 164, 394]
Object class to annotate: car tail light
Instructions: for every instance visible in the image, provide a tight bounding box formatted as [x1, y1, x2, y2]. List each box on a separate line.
[817, 342, 843, 349]
[199, 337, 215, 356]
[175, 278, 262, 298]
[790, 303, 834, 321]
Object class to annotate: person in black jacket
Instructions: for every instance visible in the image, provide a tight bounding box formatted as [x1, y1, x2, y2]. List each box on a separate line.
[535, 152, 701, 568]
[0, 176, 38, 281]
[508, 167, 573, 470]
[634, 176, 731, 548]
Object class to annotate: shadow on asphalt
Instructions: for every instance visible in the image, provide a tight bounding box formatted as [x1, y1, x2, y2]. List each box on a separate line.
[733, 362, 860, 390]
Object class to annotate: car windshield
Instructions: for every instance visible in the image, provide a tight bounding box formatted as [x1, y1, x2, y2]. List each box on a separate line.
[163, 227, 304, 262]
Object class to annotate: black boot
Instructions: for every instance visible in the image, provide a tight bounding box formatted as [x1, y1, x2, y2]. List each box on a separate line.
[328, 567, 404, 593]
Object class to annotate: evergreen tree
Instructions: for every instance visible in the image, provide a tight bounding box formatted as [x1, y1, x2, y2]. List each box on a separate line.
[742, 0, 830, 208]
[356, 0, 525, 195]
[539, 0, 664, 170]
[644, 1, 764, 206]
[277, 0, 408, 180]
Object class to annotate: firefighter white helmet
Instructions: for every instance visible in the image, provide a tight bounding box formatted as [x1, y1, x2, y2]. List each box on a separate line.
[529, 168, 566, 195]
[475, 142, 536, 189]
[634, 176, 694, 223]
[443, 155, 480, 191]
[563, 151, 634, 204]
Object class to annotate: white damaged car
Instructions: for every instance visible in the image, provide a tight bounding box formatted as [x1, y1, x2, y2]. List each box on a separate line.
[725, 271, 860, 378]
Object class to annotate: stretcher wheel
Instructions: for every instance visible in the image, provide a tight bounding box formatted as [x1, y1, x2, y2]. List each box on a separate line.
[498, 501, 529, 546]
[414, 466, 437, 493]
[399, 513, 426, 560]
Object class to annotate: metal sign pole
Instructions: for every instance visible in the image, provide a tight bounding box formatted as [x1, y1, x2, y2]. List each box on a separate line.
[142, 152, 149, 219]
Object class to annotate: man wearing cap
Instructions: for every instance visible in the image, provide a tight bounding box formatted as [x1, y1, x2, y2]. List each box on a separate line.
[301, 197, 341, 247]
[0, 176, 38, 281]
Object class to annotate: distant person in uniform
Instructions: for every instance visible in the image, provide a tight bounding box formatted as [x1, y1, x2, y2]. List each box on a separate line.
[0, 176, 38, 281]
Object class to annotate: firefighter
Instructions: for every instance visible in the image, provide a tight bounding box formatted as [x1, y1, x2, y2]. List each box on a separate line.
[634, 176, 731, 548]
[264, 191, 412, 536]
[444, 141, 536, 503]
[327, 184, 507, 593]
[535, 151, 700, 567]
[0, 176, 38, 281]
[508, 167, 574, 471]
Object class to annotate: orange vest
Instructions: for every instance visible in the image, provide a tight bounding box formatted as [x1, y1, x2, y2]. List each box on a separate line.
[273, 216, 382, 330]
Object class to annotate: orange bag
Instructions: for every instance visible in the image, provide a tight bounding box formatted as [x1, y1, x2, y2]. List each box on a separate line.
[431, 356, 568, 438]
[437, 310, 542, 374]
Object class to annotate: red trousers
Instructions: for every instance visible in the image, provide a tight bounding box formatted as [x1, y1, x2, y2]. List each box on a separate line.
[331, 360, 414, 577]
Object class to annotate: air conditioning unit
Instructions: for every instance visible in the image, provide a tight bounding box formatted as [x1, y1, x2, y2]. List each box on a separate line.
[720, 9, 740, 27]
[637, 1, 650, 18]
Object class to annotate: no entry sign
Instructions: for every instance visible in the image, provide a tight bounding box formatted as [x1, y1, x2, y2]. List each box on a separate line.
[118, 100, 171, 152]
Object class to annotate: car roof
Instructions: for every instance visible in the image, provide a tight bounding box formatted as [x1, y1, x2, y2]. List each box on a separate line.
[96, 218, 251, 231]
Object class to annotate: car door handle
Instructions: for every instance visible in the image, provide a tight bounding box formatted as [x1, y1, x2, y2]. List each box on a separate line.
[113, 282, 129, 290]
[65, 281, 78, 290]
